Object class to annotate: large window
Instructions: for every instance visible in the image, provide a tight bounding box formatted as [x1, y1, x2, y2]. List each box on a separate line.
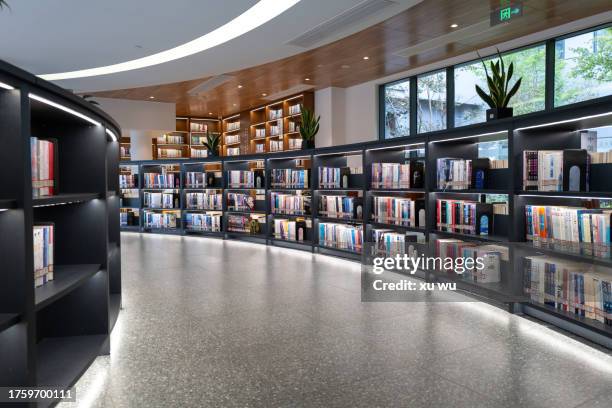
[454, 45, 546, 127]
[417, 70, 447, 133]
[554, 26, 612, 106]
[383, 79, 410, 139]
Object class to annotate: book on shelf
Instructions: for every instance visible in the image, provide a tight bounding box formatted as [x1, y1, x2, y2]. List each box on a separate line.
[190, 122, 208, 132]
[287, 121, 299, 133]
[144, 210, 179, 229]
[191, 148, 208, 158]
[490, 159, 508, 169]
[372, 196, 425, 227]
[157, 148, 184, 158]
[288, 104, 301, 115]
[318, 167, 352, 189]
[119, 174, 138, 188]
[157, 134, 185, 144]
[371, 161, 424, 189]
[319, 222, 363, 253]
[288, 138, 302, 150]
[227, 213, 265, 234]
[581, 130, 598, 153]
[226, 121, 240, 132]
[372, 229, 424, 257]
[120, 208, 140, 227]
[269, 108, 283, 120]
[525, 205, 612, 256]
[274, 218, 308, 241]
[589, 150, 612, 164]
[435, 239, 506, 283]
[522, 149, 589, 191]
[120, 145, 131, 158]
[227, 147, 241, 156]
[143, 191, 179, 209]
[255, 144, 265, 153]
[436, 199, 493, 236]
[143, 172, 179, 188]
[270, 140, 283, 152]
[436, 158, 490, 190]
[319, 195, 363, 220]
[492, 202, 509, 215]
[255, 128, 266, 138]
[120, 189, 139, 199]
[31, 137, 56, 197]
[269, 123, 282, 136]
[524, 255, 612, 325]
[270, 169, 309, 189]
[227, 192, 257, 211]
[186, 192, 222, 210]
[33, 223, 54, 288]
[185, 211, 222, 232]
[270, 192, 310, 215]
[225, 134, 240, 145]
[228, 170, 264, 188]
[185, 172, 206, 188]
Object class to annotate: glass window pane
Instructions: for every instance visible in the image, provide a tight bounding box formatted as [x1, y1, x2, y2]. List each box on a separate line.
[454, 45, 546, 127]
[554, 26, 612, 106]
[384, 79, 410, 139]
[417, 70, 447, 133]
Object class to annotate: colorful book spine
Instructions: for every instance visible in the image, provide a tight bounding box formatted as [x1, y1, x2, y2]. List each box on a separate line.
[185, 212, 222, 232]
[270, 192, 309, 215]
[33, 224, 54, 288]
[31, 137, 56, 197]
[318, 222, 363, 253]
[270, 169, 309, 188]
[186, 192, 222, 210]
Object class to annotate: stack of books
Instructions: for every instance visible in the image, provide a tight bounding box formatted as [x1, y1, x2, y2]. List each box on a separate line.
[227, 147, 240, 156]
[371, 162, 424, 189]
[288, 104, 301, 115]
[143, 192, 179, 209]
[319, 222, 363, 253]
[227, 192, 255, 211]
[270, 192, 310, 215]
[228, 171, 254, 188]
[143, 172, 179, 188]
[269, 123, 282, 136]
[191, 148, 208, 158]
[522, 150, 588, 191]
[31, 137, 56, 197]
[190, 122, 207, 132]
[255, 128, 265, 138]
[227, 213, 265, 233]
[157, 134, 185, 144]
[185, 172, 205, 187]
[120, 145, 131, 158]
[157, 148, 184, 158]
[255, 144, 265, 153]
[434, 239, 507, 283]
[372, 229, 423, 257]
[270, 169, 309, 188]
[318, 167, 351, 189]
[143, 210, 179, 229]
[119, 174, 138, 188]
[269, 108, 283, 120]
[120, 208, 139, 227]
[319, 195, 362, 220]
[270, 140, 283, 152]
[186, 192, 222, 210]
[288, 138, 302, 150]
[185, 212, 222, 232]
[436, 199, 493, 236]
[225, 135, 240, 145]
[274, 218, 307, 241]
[227, 121, 240, 132]
[33, 224, 54, 287]
[372, 196, 425, 227]
[524, 256, 612, 325]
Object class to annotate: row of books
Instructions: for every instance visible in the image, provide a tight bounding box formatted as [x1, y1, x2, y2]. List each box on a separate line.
[273, 218, 308, 241]
[319, 195, 363, 220]
[143, 172, 180, 189]
[255, 128, 265, 138]
[227, 192, 256, 211]
[287, 121, 298, 133]
[185, 212, 222, 232]
[372, 196, 425, 227]
[31, 137, 56, 197]
[436, 199, 493, 236]
[525, 205, 611, 247]
[191, 135, 208, 145]
[522, 150, 588, 191]
[270, 140, 283, 152]
[157, 134, 185, 144]
[227, 213, 265, 234]
[227, 147, 240, 156]
[490, 159, 508, 169]
[227, 170, 265, 188]
[143, 192, 179, 209]
[190, 122, 208, 132]
[191, 148, 208, 158]
[269, 108, 283, 120]
[371, 162, 424, 190]
[186, 192, 222, 210]
[143, 210, 179, 229]
[270, 169, 309, 188]
[120, 145, 131, 158]
[288, 104, 301, 115]
[318, 167, 351, 189]
[270, 192, 310, 215]
[435, 239, 507, 283]
[33, 224, 54, 288]
[157, 148, 184, 158]
[319, 222, 363, 253]
[524, 256, 612, 325]
[269, 124, 282, 136]
[589, 150, 612, 164]
[372, 229, 423, 257]
[255, 144, 265, 153]
[226, 121, 240, 132]
[225, 135, 240, 145]
[288, 138, 302, 150]
[119, 174, 138, 188]
[436, 158, 490, 190]
[120, 209, 139, 227]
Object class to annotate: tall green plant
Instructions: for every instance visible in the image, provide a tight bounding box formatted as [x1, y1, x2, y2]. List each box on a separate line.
[0, 1, 10, 10]
[202, 131, 220, 156]
[475, 50, 522, 109]
[298, 105, 320, 145]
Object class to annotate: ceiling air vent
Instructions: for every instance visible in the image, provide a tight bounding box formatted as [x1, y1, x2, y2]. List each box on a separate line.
[286, 0, 398, 48]
[188, 75, 234, 96]
[261, 85, 315, 101]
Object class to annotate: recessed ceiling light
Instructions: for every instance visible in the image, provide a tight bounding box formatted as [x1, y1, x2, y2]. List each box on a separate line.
[341, 65, 350, 69]
[209, 112, 213, 115]
[363, 56, 369, 60]
[38, 0, 302, 81]
[304, 78, 310, 81]
[262, 93, 267, 96]
[237, 85, 243, 89]
[149, 96, 155, 99]
[317, 64, 324, 68]
[450, 23, 458, 28]
[233, 103, 237, 106]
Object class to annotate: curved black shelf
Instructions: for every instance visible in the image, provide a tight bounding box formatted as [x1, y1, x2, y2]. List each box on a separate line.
[33, 193, 101, 207]
[0, 313, 20, 332]
[35, 264, 102, 311]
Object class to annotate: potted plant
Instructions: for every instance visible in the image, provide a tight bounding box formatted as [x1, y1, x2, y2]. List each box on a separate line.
[0, 1, 10, 10]
[299, 105, 320, 149]
[475, 50, 522, 121]
[202, 131, 221, 157]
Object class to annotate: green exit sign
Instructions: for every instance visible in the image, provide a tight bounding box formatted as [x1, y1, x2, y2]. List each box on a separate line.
[491, 1, 523, 26]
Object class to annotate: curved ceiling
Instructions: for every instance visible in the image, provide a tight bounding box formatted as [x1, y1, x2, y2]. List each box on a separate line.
[0, 0, 420, 91]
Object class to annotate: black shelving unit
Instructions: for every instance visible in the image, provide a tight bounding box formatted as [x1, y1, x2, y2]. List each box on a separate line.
[120, 96, 612, 349]
[0, 59, 121, 399]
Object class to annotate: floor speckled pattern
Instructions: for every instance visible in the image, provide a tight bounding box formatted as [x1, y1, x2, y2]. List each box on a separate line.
[59, 233, 612, 408]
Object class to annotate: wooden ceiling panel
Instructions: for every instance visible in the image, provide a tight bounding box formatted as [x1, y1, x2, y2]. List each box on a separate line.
[90, 0, 611, 117]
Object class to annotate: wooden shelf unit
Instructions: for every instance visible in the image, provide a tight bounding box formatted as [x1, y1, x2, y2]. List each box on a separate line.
[189, 117, 221, 159]
[120, 136, 131, 161]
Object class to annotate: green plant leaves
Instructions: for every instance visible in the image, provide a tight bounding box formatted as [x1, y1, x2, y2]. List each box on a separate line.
[475, 52, 522, 110]
[299, 104, 320, 142]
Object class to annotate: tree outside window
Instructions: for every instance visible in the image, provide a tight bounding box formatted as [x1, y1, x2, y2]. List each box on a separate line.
[384, 80, 410, 139]
[417, 70, 447, 133]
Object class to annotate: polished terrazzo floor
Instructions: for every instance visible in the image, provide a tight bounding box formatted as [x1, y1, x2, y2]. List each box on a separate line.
[59, 233, 612, 407]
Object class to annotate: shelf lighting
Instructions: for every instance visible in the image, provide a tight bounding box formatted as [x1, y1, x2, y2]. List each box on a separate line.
[106, 128, 118, 142]
[519, 194, 612, 200]
[39, 0, 301, 81]
[430, 130, 507, 144]
[367, 143, 425, 151]
[28, 93, 102, 127]
[0, 81, 15, 90]
[514, 111, 612, 131]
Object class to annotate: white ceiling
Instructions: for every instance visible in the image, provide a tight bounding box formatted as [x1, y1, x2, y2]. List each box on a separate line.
[0, 0, 419, 92]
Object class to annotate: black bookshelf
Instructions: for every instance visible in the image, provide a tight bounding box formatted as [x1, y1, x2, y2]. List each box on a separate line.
[0, 59, 121, 397]
[120, 96, 612, 349]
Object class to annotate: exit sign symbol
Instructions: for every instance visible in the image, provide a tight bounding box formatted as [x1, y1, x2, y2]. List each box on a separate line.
[491, 1, 523, 26]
